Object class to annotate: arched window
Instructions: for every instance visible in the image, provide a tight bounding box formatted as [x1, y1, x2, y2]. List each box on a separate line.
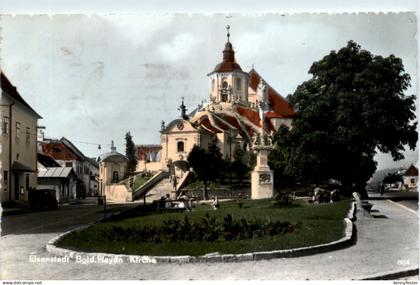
[177, 141, 184, 152]
[222, 81, 228, 89]
[112, 171, 119, 183]
[236, 78, 242, 91]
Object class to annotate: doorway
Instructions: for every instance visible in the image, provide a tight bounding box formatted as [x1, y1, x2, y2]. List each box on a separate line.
[14, 173, 20, 200]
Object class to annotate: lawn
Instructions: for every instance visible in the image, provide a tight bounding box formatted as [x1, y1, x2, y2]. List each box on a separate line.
[56, 199, 351, 256]
[118, 173, 153, 190]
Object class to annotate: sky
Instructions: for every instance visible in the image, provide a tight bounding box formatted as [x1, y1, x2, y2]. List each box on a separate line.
[0, 13, 417, 170]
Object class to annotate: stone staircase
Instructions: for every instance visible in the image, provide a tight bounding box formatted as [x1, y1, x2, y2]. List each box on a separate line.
[143, 178, 174, 203]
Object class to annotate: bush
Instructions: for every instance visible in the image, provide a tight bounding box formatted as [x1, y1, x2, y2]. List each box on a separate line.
[272, 192, 296, 207]
[101, 213, 296, 244]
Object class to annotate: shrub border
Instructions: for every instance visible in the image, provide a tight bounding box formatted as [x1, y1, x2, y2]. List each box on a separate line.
[46, 201, 357, 263]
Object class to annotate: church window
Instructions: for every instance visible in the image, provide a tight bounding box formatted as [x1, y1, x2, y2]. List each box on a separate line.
[177, 141, 184, 152]
[112, 171, 119, 183]
[221, 93, 228, 102]
[222, 81, 228, 89]
[211, 79, 215, 92]
[236, 78, 242, 90]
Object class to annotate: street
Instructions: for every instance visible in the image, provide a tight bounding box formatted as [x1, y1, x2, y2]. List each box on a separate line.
[0, 199, 418, 280]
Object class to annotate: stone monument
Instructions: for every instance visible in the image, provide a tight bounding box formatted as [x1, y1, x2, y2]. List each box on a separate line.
[251, 79, 274, 199]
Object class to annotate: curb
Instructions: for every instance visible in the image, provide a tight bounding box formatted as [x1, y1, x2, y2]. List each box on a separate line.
[362, 267, 419, 280]
[46, 202, 357, 264]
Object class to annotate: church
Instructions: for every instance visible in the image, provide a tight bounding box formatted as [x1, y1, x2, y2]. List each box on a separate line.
[145, 27, 294, 176]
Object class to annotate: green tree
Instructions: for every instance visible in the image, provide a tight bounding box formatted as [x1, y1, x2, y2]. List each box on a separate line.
[206, 138, 224, 186]
[125, 131, 137, 174]
[231, 146, 249, 184]
[383, 172, 403, 185]
[277, 41, 417, 197]
[187, 139, 223, 200]
[268, 125, 296, 187]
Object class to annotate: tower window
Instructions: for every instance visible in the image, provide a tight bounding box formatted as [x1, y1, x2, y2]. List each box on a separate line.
[222, 81, 228, 89]
[211, 79, 215, 92]
[177, 141, 184, 152]
[236, 78, 242, 90]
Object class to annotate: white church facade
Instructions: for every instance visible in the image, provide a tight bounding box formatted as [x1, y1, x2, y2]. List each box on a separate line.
[143, 27, 295, 175]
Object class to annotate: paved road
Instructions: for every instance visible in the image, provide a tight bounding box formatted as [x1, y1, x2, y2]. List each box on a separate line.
[0, 199, 418, 280]
[395, 200, 418, 212]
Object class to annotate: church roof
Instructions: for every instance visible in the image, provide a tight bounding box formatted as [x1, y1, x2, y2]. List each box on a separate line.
[99, 151, 128, 162]
[211, 28, 244, 73]
[249, 69, 294, 119]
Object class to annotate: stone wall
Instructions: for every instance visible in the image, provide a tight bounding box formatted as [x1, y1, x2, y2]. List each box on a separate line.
[105, 184, 132, 202]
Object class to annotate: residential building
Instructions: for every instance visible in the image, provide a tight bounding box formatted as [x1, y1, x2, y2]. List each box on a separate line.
[0, 70, 42, 205]
[403, 164, 418, 190]
[136, 144, 162, 172]
[41, 137, 99, 196]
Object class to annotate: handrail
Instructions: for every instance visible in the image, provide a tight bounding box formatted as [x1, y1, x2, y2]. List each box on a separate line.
[132, 171, 169, 201]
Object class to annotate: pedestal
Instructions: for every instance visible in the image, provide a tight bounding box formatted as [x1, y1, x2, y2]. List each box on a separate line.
[251, 146, 274, 199]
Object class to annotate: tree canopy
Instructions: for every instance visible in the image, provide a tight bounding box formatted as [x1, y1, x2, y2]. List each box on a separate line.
[271, 41, 417, 196]
[187, 138, 223, 200]
[125, 131, 137, 174]
[382, 172, 403, 185]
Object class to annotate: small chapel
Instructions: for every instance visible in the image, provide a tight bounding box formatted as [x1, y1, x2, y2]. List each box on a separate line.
[155, 26, 295, 176]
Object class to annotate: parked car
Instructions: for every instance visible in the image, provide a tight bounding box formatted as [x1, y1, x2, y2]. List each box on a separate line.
[28, 189, 58, 210]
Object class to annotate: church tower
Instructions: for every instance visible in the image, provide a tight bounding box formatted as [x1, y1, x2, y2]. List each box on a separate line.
[207, 26, 249, 106]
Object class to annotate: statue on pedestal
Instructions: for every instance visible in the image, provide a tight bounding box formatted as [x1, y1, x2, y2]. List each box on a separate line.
[251, 79, 274, 199]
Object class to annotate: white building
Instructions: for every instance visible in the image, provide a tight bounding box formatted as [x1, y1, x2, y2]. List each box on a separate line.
[158, 28, 294, 174]
[0, 70, 42, 205]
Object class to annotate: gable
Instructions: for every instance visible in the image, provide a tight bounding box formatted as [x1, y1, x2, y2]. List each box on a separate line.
[165, 119, 198, 133]
[42, 142, 81, 161]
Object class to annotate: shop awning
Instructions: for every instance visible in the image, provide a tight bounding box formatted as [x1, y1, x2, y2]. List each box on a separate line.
[12, 161, 36, 172]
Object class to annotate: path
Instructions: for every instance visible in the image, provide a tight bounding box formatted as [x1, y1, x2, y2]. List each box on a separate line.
[0, 199, 417, 280]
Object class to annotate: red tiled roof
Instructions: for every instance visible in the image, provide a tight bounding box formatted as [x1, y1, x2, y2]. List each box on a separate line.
[237, 106, 261, 127]
[42, 142, 82, 161]
[213, 61, 243, 73]
[212, 41, 243, 73]
[249, 69, 294, 118]
[1, 70, 42, 118]
[405, 165, 418, 176]
[200, 117, 222, 134]
[236, 106, 275, 133]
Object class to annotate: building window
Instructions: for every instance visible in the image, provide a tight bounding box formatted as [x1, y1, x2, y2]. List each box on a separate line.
[222, 81, 228, 89]
[2, 116, 9, 135]
[26, 127, 30, 143]
[411, 178, 416, 184]
[16, 122, 20, 139]
[112, 171, 119, 183]
[65, 162, 72, 167]
[26, 174, 30, 191]
[211, 79, 215, 92]
[3, 170, 8, 191]
[177, 141, 184, 152]
[236, 78, 242, 90]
